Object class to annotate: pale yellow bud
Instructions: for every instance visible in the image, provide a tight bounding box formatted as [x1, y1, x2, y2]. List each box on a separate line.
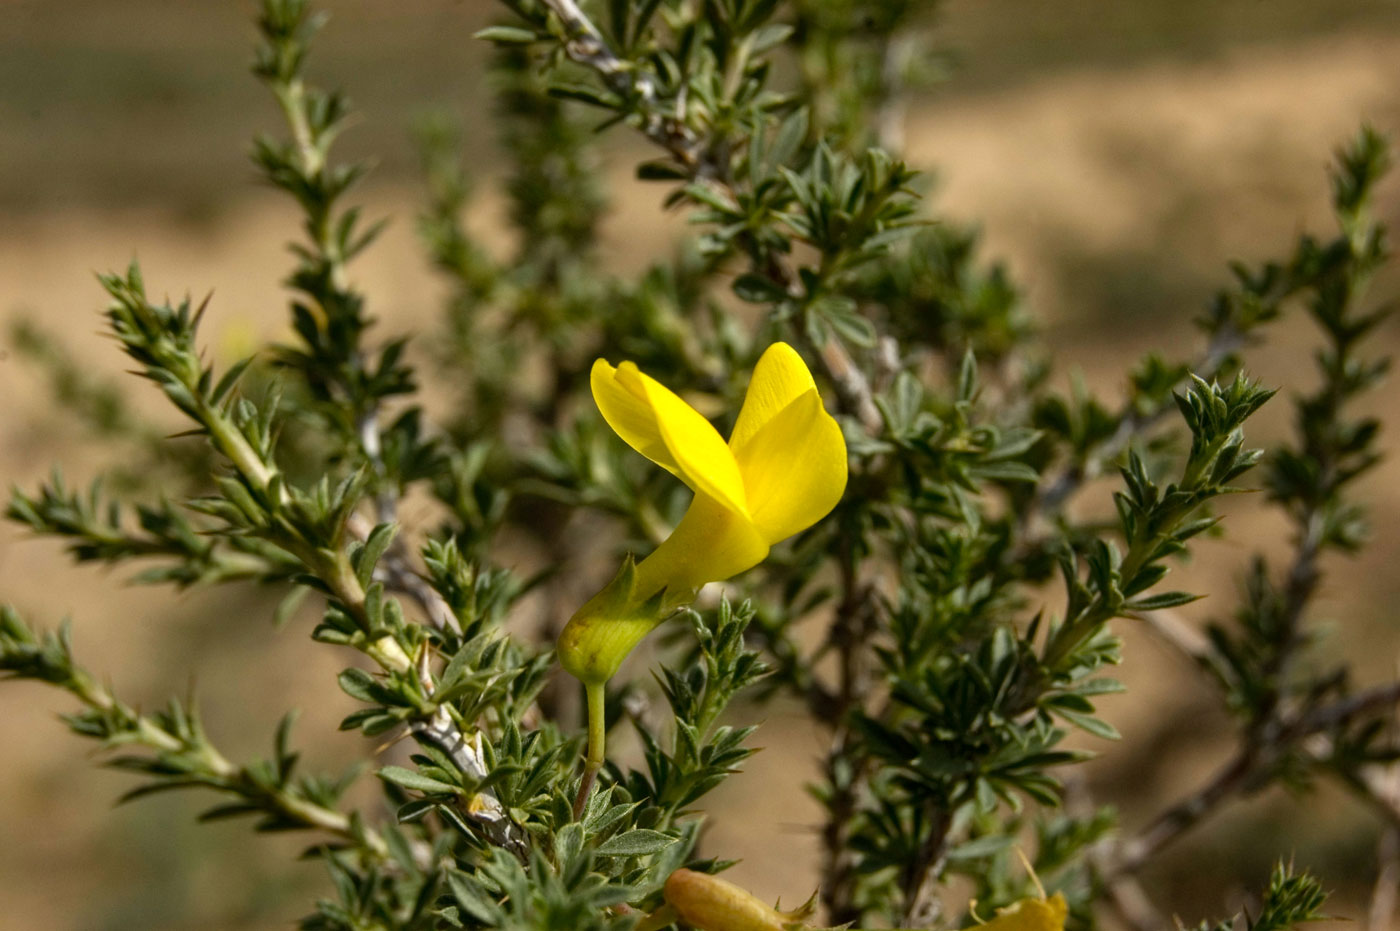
[663, 869, 790, 931]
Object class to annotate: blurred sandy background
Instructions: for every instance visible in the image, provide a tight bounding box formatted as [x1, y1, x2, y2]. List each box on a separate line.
[4, 1, 1400, 928]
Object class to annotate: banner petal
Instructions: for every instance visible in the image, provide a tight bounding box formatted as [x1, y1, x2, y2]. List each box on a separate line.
[734, 388, 847, 543]
[729, 342, 818, 456]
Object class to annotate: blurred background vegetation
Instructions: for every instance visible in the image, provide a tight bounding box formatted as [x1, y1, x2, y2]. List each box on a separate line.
[3, 1, 1400, 928]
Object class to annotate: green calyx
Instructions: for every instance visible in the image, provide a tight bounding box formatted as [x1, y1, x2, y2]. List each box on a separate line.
[557, 554, 679, 686]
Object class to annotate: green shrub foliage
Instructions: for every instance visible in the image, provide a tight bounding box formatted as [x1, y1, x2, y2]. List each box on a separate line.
[3, 1, 1395, 929]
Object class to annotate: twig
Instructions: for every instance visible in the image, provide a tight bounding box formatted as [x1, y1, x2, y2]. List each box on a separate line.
[1111, 747, 1258, 877]
[1101, 865, 1169, 931]
[536, 0, 884, 433]
[903, 808, 952, 928]
[1367, 726, 1400, 931]
[414, 710, 529, 860]
[275, 0, 539, 853]
[818, 738, 859, 923]
[1064, 772, 1170, 931]
[61, 666, 392, 859]
[1111, 679, 1400, 878]
[347, 511, 460, 635]
[1108, 279, 1365, 880]
[820, 554, 880, 923]
[1358, 767, 1400, 832]
[1288, 680, 1400, 740]
[1300, 733, 1400, 832]
[292, 57, 514, 844]
[381, 557, 461, 633]
[811, 333, 884, 434]
[1133, 607, 1214, 667]
[538, 0, 701, 169]
[1371, 826, 1400, 931]
[1033, 324, 1243, 516]
[341, 515, 525, 856]
[875, 34, 914, 156]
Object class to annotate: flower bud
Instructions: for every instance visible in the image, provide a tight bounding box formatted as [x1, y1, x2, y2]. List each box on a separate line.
[663, 869, 792, 931]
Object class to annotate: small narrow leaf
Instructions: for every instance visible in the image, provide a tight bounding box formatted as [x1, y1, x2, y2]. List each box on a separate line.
[377, 766, 457, 795]
[594, 829, 678, 856]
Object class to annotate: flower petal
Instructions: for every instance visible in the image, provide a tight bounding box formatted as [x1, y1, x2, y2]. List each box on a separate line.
[593, 358, 749, 517]
[978, 894, 1068, 931]
[633, 494, 770, 596]
[728, 342, 817, 457]
[734, 388, 847, 543]
[591, 359, 682, 477]
[636, 380, 750, 520]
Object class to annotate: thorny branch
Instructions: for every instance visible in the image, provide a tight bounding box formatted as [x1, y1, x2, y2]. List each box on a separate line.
[22, 633, 391, 860]
[539, 0, 701, 170]
[257, 4, 532, 859]
[338, 511, 526, 857]
[342, 513, 526, 856]
[195, 359, 527, 852]
[1103, 159, 1389, 887]
[1111, 746, 1258, 877]
[1134, 607, 1214, 666]
[1366, 707, 1400, 931]
[536, 0, 884, 434]
[1109, 679, 1400, 877]
[820, 559, 880, 924]
[904, 809, 952, 928]
[1293, 680, 1400, 737]
[1033, 323, 1245, 517]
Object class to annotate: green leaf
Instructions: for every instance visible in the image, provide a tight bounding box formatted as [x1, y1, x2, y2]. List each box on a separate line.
[337, 668, 378, 703]
[1126, 591, 1203, 611]
[210, 357, 254, 407]
[732, 273, 789, 304]
[825, 308, 876, 348]
[637, 160, 689, 182]
[377, 765, 458, 795]
[1056, 708, 1121, 740]
[750, 22, 793, 53]
[548, 83, 621, 110]
[594, 828, 678, 856]
[946, 833, 1014, 861]
[971, 461, 1040, 483]
[354, 522, 398, 588]
[447, 871, 500, 924]
[472, 26, 539, 45]
[273, 585, 310, 630]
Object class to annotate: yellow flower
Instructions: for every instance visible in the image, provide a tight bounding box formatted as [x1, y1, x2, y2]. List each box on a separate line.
[558, 342, 847, 817]
[971, 893, 1068, 931]
[559, 341, 848, 686]
[968, 855, 1067, 931]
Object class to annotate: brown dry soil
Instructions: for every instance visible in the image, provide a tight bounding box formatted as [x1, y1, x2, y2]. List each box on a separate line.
[4, 17, 1400, 931]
